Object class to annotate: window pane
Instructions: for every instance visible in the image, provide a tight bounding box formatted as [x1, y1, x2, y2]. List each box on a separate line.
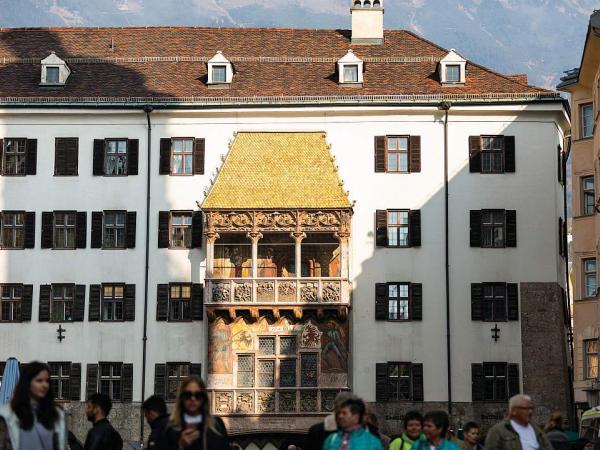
[213, 66, 227, 83]
[259, 337, 275, 355]
[280, 359, 297, 387]
[280, 337, 296, 355]
[582, 104, 594, 138]
[446, 65, 460, 82]
[343, 65, 358, 83]
[387, 138, 398, 151]
[399, 153, 409, 172]
[46, 67, 59, 83]
[387, 153, 398, 172]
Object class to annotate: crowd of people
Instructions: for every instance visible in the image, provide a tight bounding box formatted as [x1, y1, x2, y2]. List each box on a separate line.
[0, 362, 598, 450]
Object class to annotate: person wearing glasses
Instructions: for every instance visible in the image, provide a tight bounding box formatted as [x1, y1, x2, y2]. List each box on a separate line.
[163, 375, 228, 450]
[485, 395, 552, 450]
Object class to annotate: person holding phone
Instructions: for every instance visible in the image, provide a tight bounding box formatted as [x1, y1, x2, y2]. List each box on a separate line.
[163, 375, 228, 450]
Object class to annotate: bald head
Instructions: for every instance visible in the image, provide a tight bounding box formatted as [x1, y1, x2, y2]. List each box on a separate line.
[509, 394, 534, 426]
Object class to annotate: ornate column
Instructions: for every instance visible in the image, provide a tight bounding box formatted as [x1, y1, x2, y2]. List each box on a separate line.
[205, 232, 220, 279]
[247, 231, 263, 279]
[335, 231, 351, 281]
[291, 232, 306, 278]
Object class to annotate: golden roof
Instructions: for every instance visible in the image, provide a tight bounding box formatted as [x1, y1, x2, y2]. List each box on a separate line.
[202, 132, 352, 210]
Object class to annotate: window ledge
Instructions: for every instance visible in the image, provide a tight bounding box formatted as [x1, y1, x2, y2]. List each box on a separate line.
[340, 83, 363, 88]
[208, 83, 231, 89]
[573, 213, 595, 220]
[574, 136, 594, 142]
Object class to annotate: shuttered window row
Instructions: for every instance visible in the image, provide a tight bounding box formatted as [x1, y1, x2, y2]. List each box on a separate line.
[158, 211, 203, 249]
[375, 282, 422, 321]
[156, 283, 203, 322]
[159, 138, 205, 175]
[375, 209, 421, 247]
[374, 136, 421, 173]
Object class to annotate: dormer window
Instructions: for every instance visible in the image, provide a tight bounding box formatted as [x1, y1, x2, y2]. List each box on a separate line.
[337, 50, 363, 85]
[207, 51, 233, 86]
[445, 65, 461, 83]
[46, 67, 60, 84]
[40, 52, 70, 86]
[344, 65, 359, 83]
[439, 49, 467, 85]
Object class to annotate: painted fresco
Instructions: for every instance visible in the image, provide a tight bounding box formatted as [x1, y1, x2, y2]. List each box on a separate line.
[209, 318, 233, 374]
[321, 319, 348, 372]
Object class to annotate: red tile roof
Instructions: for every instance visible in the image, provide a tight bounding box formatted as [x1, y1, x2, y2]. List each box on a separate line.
[0, 27, 558, 105]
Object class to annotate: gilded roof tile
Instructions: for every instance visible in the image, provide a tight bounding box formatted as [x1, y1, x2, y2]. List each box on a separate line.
[201, 132, 352, 210]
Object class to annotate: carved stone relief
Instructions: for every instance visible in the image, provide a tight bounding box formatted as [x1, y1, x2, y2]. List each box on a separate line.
[257, 390, 276, 413]
[212, 283, 231, 303]
[256, 281, 275, 302]
[215, 391, 234, 414]
[322, 282, 340, 303]
[300, 390, 318, 412]
[236, 391, 254, 413]
[278, 390, 297, 413]
[234, 283, 252, 302]
[300, 282, 318, 303]
[278, 281, 297, 302]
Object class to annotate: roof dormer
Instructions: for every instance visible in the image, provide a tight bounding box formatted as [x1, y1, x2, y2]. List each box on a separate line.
[40, 52, 70, 86]
[207, 51, 233, 86]
[439, 49, 466, 85]
[337, 50, 364, 85]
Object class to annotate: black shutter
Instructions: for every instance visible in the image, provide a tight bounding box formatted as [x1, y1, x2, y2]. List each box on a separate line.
[128, 139, 139, 175]
[375, 363, 388, 401]
[24, 212, 35, 248]
[158, 211, 170, 248]
[55, 138, 78, 176]
[506, 210, 517, 247]
[469, 136, 482, 173]
[409, 135, 421, 173]
[558, 218, 564, 256]
[504, 136, 515, 173]
[126, 212, 137, 249]
[21, 284, 33, 321]
[76, 212, 87, 249]
[409, 209, 421, 247]
[91, 212, 103, 249]
[191, 283, 203, 321]
[93, 139, 105, 176]
[154, 364, 166, 397]
[375, 283, 388, 320]
[375, 210, 388, 247]
[411, 363, 424, 401]
[508, 364, 520, 397]
[89, 284, 101, 321]
[194, 138, 205, 175]
[73, 285, 86, 322]
[70, 363, 82, 401]
[190, 364, 202, 377]
[125, 284, 136, 322]
[471, 283, 483, 321]
[191, 211, 203, 248]
[156, 284, 169, 321]
[507, 283, 519, 321]
[41, 212, 54, 249]
[122, 363, 133, 402]
[0, 139, 3, 171]
[470, 210, 482, 247]
[39, 285, 51, 322]
[159, 138, 171, 175]
[472, 363, 484, 401]
[86, 364, 98, 399]
[410, 283, 423, 321]
[374, 136, 386, 173]
[25, 139, 37, 175]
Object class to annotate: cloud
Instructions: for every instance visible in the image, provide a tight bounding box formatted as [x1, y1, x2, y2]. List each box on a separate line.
[49, 4, 84, 25]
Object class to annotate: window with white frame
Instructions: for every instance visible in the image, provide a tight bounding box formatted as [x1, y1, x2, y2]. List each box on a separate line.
[103, 211, 126, 249]
[387, 283, 409, 320]
[99, 363, 122, 401]
[102, 284, 124, 322]
[51, 284, 74, 322]
[386, 136, 409, 173]
[212, 65, 227, 84]
[49, 362, 70, 400]
[582, 176, 595, 215]
[170, 139, 194, 175]
[584, 339, 599, 379]
[0, 285, 22, 322]
[582, 103, 594, 138]
[445, 65, 461, 83]
[46, 67, 60, 84]
[584, 258, 597, 298]
[2, 139, 27, 175]
[105, 140, 128, 176]
[343, 65, 359, 83]
[1, 212, 25, 249]
[54, 212, 76, 249]
[387, 210, 409, 247]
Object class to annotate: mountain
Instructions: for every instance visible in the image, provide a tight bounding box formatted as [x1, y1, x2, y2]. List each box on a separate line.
[0, 0, 596, 88]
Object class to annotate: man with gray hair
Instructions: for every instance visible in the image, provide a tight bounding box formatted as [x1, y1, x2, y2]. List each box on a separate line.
[304, 392, 356, 450]
[485, 395, 552, 450]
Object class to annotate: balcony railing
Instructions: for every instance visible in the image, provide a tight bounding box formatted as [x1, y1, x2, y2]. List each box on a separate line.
[205, 278, 349, 305]
[210, 388, 348, 415]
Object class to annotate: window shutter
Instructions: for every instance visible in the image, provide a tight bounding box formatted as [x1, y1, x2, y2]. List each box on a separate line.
[411, 363, 424, 401]
[128, 139, 139, 175]
[190, 364, 202, 377]
[191, 283, 203, 321]
[70, 363, 81, 401]
[410, 283, 423, 321]
[375, 283, 388, 320]
[86, 364, 98, 400]
[154, 364, 166, 397]
[24, 212, 35, 248]
[91, 212, 103, 249]
[125, 284, 136, 322]
[472, 363, 484, 401]
[194, 138, 205, 175]
[76, 212, 87, 249]
[557, 146, 562, 183]
[25, 139, 37, 175]
[89, 284, 101, 321]
[469, 136, 482, 173]
[469, 210, 482, 247]
[122, 363, 134, 402]
[558, 218, 564, 256]
[39, 285, 51, 322]
[375, 210, 388, 247]
[55, 138, 78, 176]
[191, 211, 203, 248]
[409, 135, 421, 173]
[21, 284, 33, 321]
[471, 283, 483, 321]
[126, 212, 137, 249]
[41, 212, 54, 249]
[158, 211, 170, 248]
[375, 363, 388, 401]
[506, 210, 517, 247]
[508, 364, 520, 397]
[93, 139, 105, 176]
[73, 284, 86, 322]
[504, 136, 516, 173]
[374, 136, 386, 173]
[409, 209, 421, 247]
[159, 138, 171, 175]
[507, 283, 519, 321]
[156, 284, 169, 321]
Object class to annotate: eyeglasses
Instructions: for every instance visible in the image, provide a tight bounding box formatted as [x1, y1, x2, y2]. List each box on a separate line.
[181, 391, 204, 401]
[515, 406, 534, 410]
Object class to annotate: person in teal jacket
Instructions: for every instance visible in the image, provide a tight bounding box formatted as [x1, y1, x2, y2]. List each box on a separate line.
[410, 411, 460, 450]
[323, 396, 383, 450]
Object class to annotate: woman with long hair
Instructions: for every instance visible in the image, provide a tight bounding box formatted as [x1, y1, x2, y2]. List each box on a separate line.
[163, 375, 228, 450]
[0, 361, 67, 450]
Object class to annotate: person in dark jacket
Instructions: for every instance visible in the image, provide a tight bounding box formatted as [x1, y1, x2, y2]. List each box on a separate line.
[83, 393, 123, 450]
[543, 413, 569, 450]
[303, 392, 355, 450]
[163, 375, 229, 450]
[143, 395, 170, 449]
